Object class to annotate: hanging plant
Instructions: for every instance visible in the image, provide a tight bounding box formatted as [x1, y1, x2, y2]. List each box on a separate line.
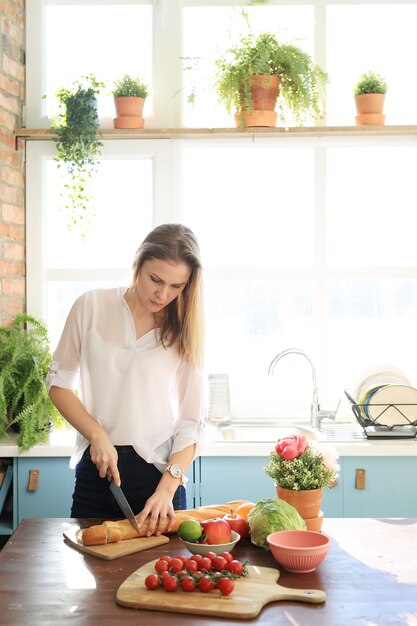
[48, 74, 105, 238]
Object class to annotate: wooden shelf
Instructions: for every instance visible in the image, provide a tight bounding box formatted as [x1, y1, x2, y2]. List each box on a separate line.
[14, 125, 417, 141]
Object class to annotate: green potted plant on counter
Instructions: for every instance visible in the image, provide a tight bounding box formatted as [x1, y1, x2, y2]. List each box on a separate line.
[264, 434, 340, 531]
[112, 74, 149, 128]
[0, 314, 66, 451]
[214, 31, 328, 128]
[49, 74, 105, 238]
[354, 70, 388, 126]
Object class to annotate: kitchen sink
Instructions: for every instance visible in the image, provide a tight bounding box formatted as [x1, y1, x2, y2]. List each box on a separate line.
[212, 423, 320, 443]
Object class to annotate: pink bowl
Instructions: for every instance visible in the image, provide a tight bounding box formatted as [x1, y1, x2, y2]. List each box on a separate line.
[267, 530, 331, 573]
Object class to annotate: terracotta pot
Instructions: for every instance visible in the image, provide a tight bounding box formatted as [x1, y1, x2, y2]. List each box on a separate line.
[354, 94, 385, 126]
[114, 96, 145, 118]
[113, 116, 144, 129]
[304, 510, 324, 532]
[276, 486, 324, 519]
[235, 74, 280, 128]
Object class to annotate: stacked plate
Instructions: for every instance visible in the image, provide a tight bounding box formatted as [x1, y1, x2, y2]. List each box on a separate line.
[354, 365, 417, 427]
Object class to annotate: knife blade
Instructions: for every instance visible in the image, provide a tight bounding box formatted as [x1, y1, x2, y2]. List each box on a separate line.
[109, 479, 141, 536]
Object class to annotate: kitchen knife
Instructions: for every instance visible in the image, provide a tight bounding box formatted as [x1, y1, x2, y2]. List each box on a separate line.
[108, 477, 141, 536]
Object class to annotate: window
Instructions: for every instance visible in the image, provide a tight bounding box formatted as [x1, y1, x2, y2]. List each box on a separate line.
[25, 1, 417, 422]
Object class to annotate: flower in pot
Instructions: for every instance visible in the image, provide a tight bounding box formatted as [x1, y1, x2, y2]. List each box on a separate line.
[49, 74, 105, 239]
[0, 314, 66, 451]
[112, 74, 149, 129]
[214, 32, 328, 128]
[354, 71, 388, 126]
[264, 435, 340, 530]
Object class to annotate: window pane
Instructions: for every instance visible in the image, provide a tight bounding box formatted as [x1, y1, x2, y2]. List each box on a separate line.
[45, 3, 153, 123]
[327, 145, 417, 267]
[179, 143, 314, 267]
[327, 4, 417, 125]
[46, 158, 153, 269]
[183, 5, 314, 128]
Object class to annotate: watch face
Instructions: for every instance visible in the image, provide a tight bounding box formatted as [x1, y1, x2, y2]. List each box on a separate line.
[170, 464, 184, 478]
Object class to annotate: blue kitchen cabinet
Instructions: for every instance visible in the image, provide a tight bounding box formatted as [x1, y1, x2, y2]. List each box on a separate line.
[342, 456, 417, 517]
[16, 457, 75, 523]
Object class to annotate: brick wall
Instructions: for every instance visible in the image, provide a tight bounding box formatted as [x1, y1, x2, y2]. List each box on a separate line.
[0, 0, 25, 326]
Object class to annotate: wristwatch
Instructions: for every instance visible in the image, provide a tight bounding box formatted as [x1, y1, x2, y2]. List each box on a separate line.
[165, 463, 185, 484]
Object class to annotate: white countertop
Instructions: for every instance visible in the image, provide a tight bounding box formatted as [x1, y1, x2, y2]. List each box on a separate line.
[1, 427, 417, 458]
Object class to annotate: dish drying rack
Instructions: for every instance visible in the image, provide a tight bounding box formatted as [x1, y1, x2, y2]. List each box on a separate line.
[344, 390, 417, 439]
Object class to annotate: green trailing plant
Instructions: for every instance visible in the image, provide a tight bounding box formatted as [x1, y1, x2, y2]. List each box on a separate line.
[49, 74, 105, 238]
[0, 314, 66, 451]
[112, 74, 149, 99]
[354, 71, 388, 96]
[214, 31, 328, 125]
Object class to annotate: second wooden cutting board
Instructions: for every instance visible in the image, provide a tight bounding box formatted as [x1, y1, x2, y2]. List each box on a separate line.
[63, 527, 169, 560]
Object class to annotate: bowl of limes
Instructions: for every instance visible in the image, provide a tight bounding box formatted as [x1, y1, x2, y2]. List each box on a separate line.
[177, 519, 240, 555]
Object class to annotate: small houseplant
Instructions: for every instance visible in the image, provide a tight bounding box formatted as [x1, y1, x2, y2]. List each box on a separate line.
[112, 74, 149, 129]
[49, 74, 105, 238]
[0, 314, 66, 451]
[214, 32, 328, 128]
[264, 434, 339, 530]
[353, 71, 388, 126]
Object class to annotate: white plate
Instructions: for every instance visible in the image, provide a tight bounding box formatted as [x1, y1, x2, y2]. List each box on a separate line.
[366, 384, 417, 426]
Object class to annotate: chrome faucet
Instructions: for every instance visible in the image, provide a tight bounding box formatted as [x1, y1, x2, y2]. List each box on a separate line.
[268, 348, 337, 430]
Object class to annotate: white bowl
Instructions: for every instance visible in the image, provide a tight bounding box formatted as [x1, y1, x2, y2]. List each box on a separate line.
[179, 530, 240, 555]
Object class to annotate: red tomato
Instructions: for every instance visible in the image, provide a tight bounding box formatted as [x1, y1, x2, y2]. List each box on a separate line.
[205, 551, 218, 561]
[159, 555, 172, 565]
[181, 576, 196, 592]
[200, 556, 213, 571]
[169, 557, 184, 573]
[217, 577, 235, 596]
[177, 555, 188, 565]
[212, 556, 228, 571]
[220, 551, 233, 563]
[159, 570, 171, 581]
[198, 575, 214, 592]
[155, 559, 169, 574]
[190, 554, 203, 566]
[228, 559, 244, 576]
[144, 574, 160, 590]
[211, 571, 222, 587]
[185, 559, 198, 573]
[162, 575, 178, 592]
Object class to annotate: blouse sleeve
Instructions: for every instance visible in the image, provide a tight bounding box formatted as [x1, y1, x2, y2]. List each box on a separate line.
[171, 358, 206, 459]
[45, 294, 86, 392]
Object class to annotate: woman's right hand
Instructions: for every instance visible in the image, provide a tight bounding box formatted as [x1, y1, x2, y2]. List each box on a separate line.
[89, 430, 121, 486]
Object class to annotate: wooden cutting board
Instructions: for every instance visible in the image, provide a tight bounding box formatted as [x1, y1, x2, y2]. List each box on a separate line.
[116, 559, 326, 618]
[63, 527, 169, 560]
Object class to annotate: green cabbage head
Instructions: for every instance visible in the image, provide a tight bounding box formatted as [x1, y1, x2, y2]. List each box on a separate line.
[247, 498, 307, 548]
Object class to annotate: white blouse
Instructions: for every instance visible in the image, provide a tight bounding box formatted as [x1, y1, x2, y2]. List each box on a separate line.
[46, 287, 205, 472]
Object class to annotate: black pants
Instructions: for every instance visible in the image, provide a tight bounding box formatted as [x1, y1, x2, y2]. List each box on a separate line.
[71, 445, 186, 518]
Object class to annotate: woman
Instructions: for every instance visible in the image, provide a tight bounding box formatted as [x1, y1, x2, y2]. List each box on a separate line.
[47, 223, 205, 536]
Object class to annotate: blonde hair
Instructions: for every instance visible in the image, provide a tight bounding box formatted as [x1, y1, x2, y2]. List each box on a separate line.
[132, 224, 204, 368]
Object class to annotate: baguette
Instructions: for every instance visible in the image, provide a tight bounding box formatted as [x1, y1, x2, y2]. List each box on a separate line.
[81, 500, 249, 546]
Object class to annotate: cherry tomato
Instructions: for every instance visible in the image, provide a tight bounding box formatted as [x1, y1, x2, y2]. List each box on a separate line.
[162, 575, 178, 592]
[169, 557, 184, 573]
[220, 551, 233, 563]
[181, 576, 196, 592]
[198, 575, 214, 592]
[217, 577, 235, 596]
[185, 559, 198, 573]
[159, 555, 172, 565]
[228, 559, 244, 576]
[200, 556, 213, 571]
[205, 551, 218, 561]
[145, 574, 160, 590]
[212, 556, 228, 571]
[159, 570, 171, 581]
[155, 559, 169, 574]
[176, 571, 187, 580]
[177, 555, 188, 566]
[190, 554, 203, 566]
[211, 571, 222, 587]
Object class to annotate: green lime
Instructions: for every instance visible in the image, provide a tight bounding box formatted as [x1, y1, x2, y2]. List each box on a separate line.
[178, 519, 203, 543]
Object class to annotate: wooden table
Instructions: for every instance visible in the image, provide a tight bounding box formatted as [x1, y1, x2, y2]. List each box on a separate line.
[0, 518, 416, 625]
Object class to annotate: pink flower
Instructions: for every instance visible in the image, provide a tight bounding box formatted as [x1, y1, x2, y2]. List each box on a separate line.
[275, 435, 309, 460]
[319, 445, 340, 474]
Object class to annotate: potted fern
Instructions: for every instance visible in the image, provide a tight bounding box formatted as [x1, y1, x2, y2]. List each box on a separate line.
[354, 71, 388, 126]
[0, 314, 66, 451]
[49, 74, 105, 238]
[112, 74, 149, 129]
[214, 32, 328, 128]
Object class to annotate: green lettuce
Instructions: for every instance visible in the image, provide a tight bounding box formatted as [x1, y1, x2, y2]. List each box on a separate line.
[247, 498, 307, 548]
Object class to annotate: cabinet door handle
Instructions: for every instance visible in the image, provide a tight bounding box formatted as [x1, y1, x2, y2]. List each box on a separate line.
[27, 469, 39, 492]
[355, 468, 366, 490]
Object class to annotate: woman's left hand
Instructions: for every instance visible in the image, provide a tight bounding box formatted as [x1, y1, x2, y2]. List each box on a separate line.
[136, 489, 177, 536]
